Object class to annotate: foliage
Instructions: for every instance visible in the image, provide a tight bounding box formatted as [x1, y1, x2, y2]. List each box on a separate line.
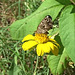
[10, 0, 75, 75]
[0, 0, 75, 75]
[47, 49, 68, 75]
[10, 0, 64, 40]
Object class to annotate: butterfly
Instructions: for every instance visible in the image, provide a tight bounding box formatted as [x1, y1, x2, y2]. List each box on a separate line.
[35, 15, 53, 34]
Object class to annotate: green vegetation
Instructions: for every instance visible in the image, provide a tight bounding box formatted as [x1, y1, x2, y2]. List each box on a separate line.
[0, 0, 75, 75]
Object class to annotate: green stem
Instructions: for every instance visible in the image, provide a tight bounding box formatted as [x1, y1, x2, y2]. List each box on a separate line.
[33, 56, 39, 75]
[18, 0, 21, 19]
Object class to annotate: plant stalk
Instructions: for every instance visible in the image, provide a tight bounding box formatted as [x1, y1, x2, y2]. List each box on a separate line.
[33, 56, 39, 75]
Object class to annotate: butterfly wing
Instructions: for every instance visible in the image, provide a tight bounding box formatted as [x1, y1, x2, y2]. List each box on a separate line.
[35, 15, 53, 34]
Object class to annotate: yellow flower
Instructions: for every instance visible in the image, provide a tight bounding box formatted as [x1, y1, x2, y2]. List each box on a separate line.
[22, 33, 59, 56]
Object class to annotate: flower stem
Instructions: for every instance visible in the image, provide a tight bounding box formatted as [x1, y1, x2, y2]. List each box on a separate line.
[33, 56, 39, 75]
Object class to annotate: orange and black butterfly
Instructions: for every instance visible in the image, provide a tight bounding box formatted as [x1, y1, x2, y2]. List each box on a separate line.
[35, 15, 53, 34]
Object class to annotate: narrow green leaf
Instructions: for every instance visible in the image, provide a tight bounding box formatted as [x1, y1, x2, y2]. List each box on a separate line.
[47, 49, 68, 75]
[9, 64, 21, 75]
[59, 5, 75, 63]
[10, 0, 64, 40]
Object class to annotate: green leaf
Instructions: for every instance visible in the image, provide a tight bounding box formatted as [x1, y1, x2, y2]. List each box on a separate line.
[48, 27, 59, 36]
[9, 64, 21, 75]
[59, 5, 75, 63]
[54, 35, 64, 54]
[47, 49, 68, 75]
[60, 5, 74, 17]
[10, 0, 64, 40]
[56, 0, 71, 5]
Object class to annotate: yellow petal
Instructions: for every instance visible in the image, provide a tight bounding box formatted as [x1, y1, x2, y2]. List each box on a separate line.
[36, 44, 44, 56]
[49, 36, 51, 38]
[46, 42, 54, 50]
[22, 34, 34, 42]
[43, 43, 51, 53]
[49, 38, 60, 47]
[22, 41, 38, 51]
[36, 43, 51, 56]
[51, 45, 59, 56]
[41, 49, 44, 56]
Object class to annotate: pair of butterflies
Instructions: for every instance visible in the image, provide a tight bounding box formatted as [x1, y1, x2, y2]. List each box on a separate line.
[35, 15, 53, 34]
